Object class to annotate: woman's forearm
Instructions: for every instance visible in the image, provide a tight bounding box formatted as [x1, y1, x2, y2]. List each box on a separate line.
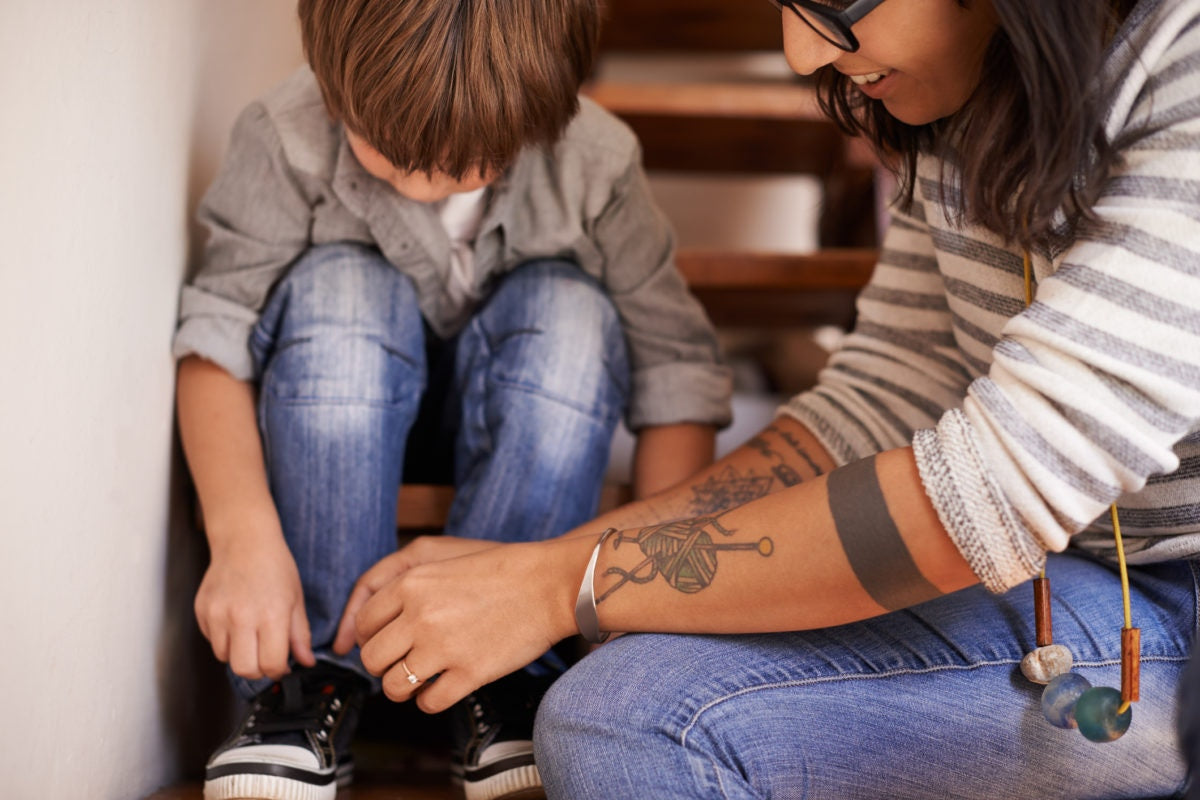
[586, 446, 978, 636]
[569, 414, 838, 538]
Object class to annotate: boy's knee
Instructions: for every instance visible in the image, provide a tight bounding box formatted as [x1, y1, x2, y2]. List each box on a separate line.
[259, 244, 421, 347]
[491, 259, 618, 333]
[277, 244, 418, 323]
[478, 259, 628, 404]
[255, 245, 426, 402]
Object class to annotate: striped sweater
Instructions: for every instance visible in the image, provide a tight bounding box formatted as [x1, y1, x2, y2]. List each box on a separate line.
[781, 0, 1200, 592]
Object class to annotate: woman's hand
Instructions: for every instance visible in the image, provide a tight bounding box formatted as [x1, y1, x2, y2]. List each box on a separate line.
[194, 524, 315, 681]
[354, 536, 593, 713]
[332, 535, 501, 656]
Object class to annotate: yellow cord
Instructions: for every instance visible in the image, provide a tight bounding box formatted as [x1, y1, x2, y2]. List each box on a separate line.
[1024, 250, 1134, 712]
[1112, 503, 1134, 715]
[1024, 252, 1044, 590]
[1111, 505, 1133, 630]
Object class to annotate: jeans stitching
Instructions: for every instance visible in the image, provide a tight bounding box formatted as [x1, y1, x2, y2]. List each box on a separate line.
[677, 655, 1191, 748]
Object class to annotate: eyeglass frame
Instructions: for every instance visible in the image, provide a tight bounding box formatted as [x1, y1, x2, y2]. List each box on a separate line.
[767, 0, 888, 53]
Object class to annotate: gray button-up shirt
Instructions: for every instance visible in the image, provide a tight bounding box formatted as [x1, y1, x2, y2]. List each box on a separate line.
[174, 68, 732, 430]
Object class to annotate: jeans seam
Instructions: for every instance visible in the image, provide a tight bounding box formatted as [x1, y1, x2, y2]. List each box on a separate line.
[1190, 558, 1200, 636]
[711, 757, 733, 800]
[678, 653, 1196, 749]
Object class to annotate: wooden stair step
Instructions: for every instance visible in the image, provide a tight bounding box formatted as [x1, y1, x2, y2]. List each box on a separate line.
[396, 482, 632, 529]
[677, 249, 876, 291]
[584, 79, 821, 120]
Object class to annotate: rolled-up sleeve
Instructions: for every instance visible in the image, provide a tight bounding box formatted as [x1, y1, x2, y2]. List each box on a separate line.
[592, 155, 733, 430]
[173, 102, 312, 379]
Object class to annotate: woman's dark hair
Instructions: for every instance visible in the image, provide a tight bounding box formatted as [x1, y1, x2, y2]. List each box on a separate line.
[818, 0, 1138, 248]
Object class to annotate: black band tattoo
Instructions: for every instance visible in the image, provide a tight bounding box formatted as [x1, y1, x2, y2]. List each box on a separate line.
[596, 515, 773, 602]
[826, 455, 942, 611]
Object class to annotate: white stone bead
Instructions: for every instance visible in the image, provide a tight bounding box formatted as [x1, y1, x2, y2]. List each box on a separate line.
[1020, 644, 1074, 684]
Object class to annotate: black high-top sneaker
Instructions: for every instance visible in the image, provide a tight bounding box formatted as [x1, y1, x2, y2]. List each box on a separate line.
[451, 669, 558, 800]
[204, 662, 370, 800]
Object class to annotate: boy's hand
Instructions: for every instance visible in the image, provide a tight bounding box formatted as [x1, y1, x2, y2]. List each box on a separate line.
[194, 525, 316, 681]
[333, 535, 500, 656]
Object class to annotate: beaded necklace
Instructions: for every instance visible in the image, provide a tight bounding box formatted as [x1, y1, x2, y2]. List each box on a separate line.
[1018, 250, 1141, 742]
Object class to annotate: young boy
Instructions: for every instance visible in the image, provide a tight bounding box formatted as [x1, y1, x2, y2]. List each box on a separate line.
[173, 1, 732, 799]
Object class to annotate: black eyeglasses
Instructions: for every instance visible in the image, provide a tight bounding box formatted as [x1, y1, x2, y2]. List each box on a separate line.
[767, 0, 888, 53]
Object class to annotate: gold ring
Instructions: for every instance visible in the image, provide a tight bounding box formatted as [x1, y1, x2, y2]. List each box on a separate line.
[400, 659, 420, 685]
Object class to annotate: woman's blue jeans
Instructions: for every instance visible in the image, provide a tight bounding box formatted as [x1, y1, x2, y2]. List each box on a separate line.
[240, 244, 628, 694]
[535, 553, 1198, 799]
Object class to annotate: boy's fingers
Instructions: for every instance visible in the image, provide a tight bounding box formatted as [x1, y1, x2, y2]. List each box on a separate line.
[196, 610, 211, 642]
[210, 627, 230, 663]
[291, 604, 316, 667]
[259, 622, 291, 680]
[333, 584, 372, 654]
[228, 628, 264, 680]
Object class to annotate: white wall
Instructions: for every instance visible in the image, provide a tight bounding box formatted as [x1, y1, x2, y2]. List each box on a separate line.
[0, 2, 301, 797]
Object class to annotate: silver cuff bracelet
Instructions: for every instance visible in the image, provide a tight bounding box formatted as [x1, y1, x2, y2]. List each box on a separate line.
[573, 527, 619, 644]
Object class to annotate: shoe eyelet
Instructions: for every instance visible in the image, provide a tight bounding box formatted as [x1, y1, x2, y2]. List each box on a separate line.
[317, 730, 328, 741]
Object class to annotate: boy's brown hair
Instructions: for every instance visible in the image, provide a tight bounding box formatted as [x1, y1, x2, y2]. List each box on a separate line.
[298, 0, 600, 180]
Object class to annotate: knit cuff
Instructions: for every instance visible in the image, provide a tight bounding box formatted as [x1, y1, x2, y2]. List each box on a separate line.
[913, 410, 1045, 593]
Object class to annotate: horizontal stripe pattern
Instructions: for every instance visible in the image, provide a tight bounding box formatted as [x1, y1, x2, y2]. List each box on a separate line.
[783, 0, 1200, 591]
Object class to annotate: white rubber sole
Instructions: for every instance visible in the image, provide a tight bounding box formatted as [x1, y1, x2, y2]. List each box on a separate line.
[458, 762, 544, 800]
[203, 761, 350, 800]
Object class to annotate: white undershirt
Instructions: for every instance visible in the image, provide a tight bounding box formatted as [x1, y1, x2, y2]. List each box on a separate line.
[433, 186, 489, 309]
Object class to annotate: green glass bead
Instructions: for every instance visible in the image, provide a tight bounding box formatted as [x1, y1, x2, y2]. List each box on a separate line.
[1074, 686, 1132, 742]
[1041, 672, 1091, 729]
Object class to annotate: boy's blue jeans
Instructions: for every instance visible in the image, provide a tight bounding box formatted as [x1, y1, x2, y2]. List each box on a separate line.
[536, 553, 1198, 799]
[238, 244, 628, 695]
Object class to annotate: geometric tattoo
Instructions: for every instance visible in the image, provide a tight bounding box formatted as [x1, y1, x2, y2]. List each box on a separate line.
[826, 455, 943, 611]
[687, 424, 827, 516]
[596, 515, 774, 602]
[688, 467, 775, 515]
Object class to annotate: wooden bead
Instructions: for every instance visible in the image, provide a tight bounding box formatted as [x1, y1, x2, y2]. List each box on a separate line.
[1122, 627, 1140, 704]
[1034, 576, 1053, 647]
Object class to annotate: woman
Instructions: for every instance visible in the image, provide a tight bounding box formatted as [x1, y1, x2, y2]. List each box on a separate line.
[341, 0, 1200, 796]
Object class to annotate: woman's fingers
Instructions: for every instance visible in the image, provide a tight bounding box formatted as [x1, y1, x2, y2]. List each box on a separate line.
[379, 647, 439, 703]
[359, 611, 414, 682]
[411, 667, 480, 714]
[355, 574, 408, 645]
